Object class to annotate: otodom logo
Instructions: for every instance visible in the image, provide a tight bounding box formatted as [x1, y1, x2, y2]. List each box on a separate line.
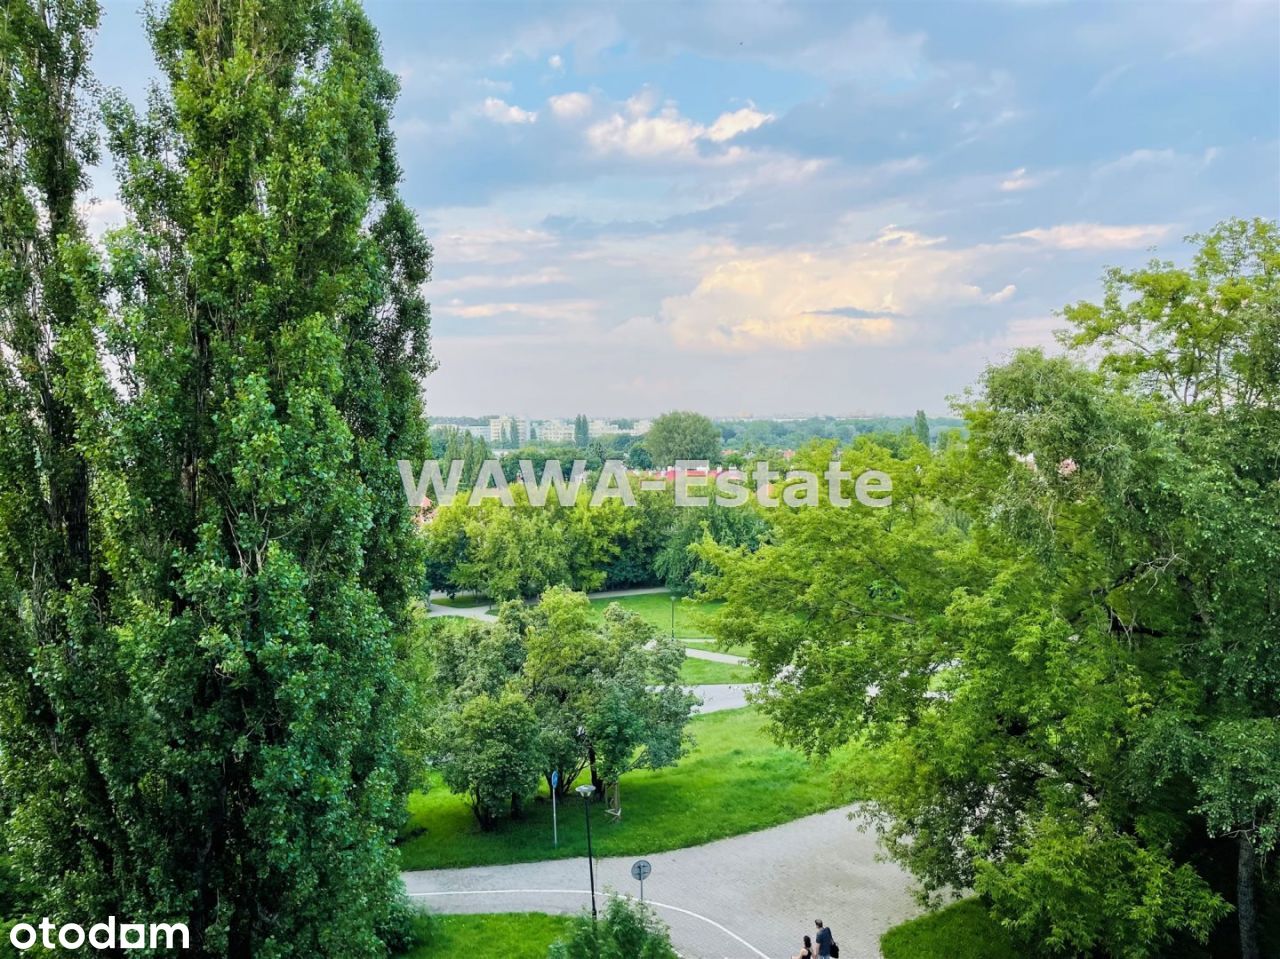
[8, 917, 189, 951]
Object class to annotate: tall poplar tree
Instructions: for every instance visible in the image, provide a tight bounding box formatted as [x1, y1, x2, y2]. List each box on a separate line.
[0, 0, 135, 934]
[2, 0, 434, 954]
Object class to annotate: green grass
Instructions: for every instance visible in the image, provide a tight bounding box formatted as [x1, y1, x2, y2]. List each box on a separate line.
[401, 913, 571, 959]
[880, 899, 1018, 959]
[399, 706, 857, 870]
[678, 655, 754, 684]
[588, 593, 725, 640]
[430, 595, 492, 609]
[684, 636, 752, 658]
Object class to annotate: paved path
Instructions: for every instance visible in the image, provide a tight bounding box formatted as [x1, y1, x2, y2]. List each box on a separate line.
[427, 585, 671, 620]
[691, 684, 755, 714]
[685, 647, 749, 665]
[403, 805, 919, 959]
[426, 603, 496, 621]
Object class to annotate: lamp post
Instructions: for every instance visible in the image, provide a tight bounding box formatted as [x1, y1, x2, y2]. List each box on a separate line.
[576, 784, 598, 923]
[670, 594, 675, 639]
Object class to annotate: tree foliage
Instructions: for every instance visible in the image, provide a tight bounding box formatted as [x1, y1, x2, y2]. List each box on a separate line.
[654, 502, 768, 596]
[548, 896, 678, 959]
[644, 410, 721, 467]
[1, 0, 433, 954]
[702, 219, 1279, 958]
[420, 589, 695, 823]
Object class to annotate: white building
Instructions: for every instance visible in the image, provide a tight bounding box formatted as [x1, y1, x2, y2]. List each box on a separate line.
[488, 415, 530, 446]
[536, 419, 577, 443]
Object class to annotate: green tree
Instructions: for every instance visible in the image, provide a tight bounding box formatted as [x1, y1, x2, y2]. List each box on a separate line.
[0, 0, 129, 939]
[655, 503, 768, 596]
[515, 588, 694, 814]
[603, 488, 675, 588]
[432, 688, 543, 830]
[703, 220, 1279, 958]
[625, 443, 653, 470]
[418, 590, 695, 822]
[574, 413, 589, 447]
[644, 411, 721, 467]
[913, 409, 930, 446]
[549, 896, 678, 959]
[1, 1, 433, 954]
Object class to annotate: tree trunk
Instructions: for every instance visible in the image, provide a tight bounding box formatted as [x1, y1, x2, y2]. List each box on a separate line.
[588, 745, 603, 792]
[1238, 833, 1260, 959]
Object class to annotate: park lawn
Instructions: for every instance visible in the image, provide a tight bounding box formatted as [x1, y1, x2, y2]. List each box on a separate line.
[401, 913, 571, 958]
[399, 706, 859, 870]
[430, 595, 492, 609]
[678, 655, 754, 684]
[684, 636, 752, 659]
[880, 899, 1018, 959]
[588, 593, 725, 640]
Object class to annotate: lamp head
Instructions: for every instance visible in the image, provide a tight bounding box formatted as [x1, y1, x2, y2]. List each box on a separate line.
[576, 784, 596, 799]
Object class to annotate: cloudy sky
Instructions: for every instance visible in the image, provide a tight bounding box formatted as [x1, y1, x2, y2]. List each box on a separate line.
[91, 1, 1278, 418]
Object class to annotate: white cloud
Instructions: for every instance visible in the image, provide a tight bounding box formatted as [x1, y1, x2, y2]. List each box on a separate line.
[705, 106, 774, 142]
[438, 298, 601, 325]
[986, 283, 1017, 304]
[433, 268, 567, 295]
[548, 91, 593, 120]
[435, 223, 557, 265]
[1092, 148, 1177, 179]
[481, 97, 538, 125]
[658, 228, 1000, 351]
[999, 167, 1041, 191]
[587, 105, 703, 158]
[1006, 223, 1172, 250]
[548, 53, 564, 71]
[585, 92, 773, 160]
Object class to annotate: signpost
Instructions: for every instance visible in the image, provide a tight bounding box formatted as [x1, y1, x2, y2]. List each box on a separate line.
[551, 770, 560, 847]
[631, 859, 652, 902]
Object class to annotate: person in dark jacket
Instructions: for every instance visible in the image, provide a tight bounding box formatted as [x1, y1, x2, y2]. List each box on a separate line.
[814, 919, 835, 958]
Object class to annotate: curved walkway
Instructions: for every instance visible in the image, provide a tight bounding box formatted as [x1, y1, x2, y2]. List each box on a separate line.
[691, 684, 754, 714]
[403, 805, 919, 959]
[684, 647, 748, 665]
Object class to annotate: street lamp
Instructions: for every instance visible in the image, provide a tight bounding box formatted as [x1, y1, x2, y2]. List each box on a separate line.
[576, 784, 598, 923]
[670, 594, 675, 639]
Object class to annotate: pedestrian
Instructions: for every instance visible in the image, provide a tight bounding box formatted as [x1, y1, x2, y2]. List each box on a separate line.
[792, 933, 815, 959]
[814, 919, 838, 958]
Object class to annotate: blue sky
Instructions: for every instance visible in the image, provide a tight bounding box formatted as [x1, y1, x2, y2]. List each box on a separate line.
[90, 1, 1278, 417]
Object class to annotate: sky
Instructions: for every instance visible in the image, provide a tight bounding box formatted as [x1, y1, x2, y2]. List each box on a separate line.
[89, 0, 1279, 418]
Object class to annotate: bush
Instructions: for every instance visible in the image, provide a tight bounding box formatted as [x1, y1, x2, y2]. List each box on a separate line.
[548, 896, 678, 959]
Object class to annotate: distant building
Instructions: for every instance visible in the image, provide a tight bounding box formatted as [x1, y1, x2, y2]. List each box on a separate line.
[488, 415, 530, 446]
[535, 418, 576, 443]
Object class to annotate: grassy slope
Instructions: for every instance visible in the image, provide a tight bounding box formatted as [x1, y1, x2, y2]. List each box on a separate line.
[880, 899, 1018, 959]
[678, 656, 755, 684]
[587, 594, 725, 639]
[683, 636, 752, 659]
[430, 595, 492, 609]
[399, 707, 856, 870]
[402, 913, 572, 959]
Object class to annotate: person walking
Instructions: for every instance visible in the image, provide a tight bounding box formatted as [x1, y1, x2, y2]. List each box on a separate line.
[814, 919, 838, 958]
[792, 934, 815, 959]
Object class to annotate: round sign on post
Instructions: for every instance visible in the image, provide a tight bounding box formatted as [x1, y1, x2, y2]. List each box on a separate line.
[631, 859, 652, 902]
[550, 771, 560, 848]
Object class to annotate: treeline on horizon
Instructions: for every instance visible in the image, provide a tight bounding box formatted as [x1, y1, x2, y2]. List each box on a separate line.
[424, 409, 963, 490]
